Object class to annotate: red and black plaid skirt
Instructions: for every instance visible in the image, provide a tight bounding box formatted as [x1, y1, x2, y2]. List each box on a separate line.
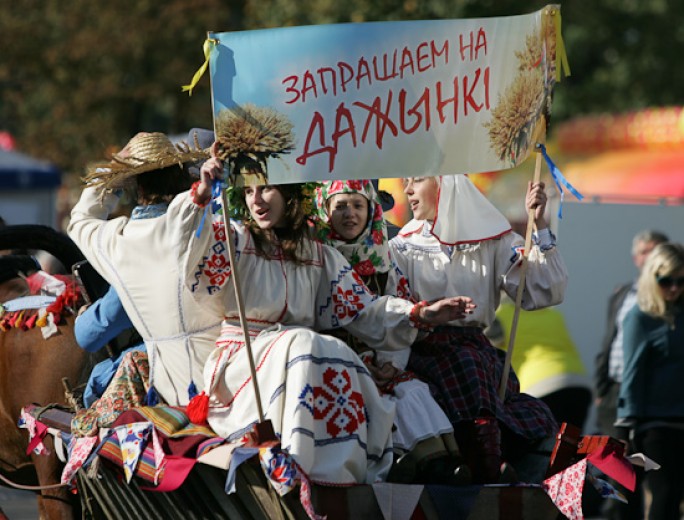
[407, 326, 557, 441]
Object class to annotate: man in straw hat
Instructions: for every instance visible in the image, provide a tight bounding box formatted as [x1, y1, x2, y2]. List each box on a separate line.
[68, 131, 224, 422]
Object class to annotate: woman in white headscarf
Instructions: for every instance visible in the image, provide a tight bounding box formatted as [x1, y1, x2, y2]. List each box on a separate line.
[388, 174, 567, 483]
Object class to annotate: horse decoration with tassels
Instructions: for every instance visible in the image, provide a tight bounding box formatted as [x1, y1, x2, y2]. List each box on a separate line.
[0, 224, 97, 519]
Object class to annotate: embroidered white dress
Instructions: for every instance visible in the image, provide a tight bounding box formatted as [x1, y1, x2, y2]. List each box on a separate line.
[186, 208, 420, 485]
[68, 187, 224, 407]
[389, 221, 568, 328]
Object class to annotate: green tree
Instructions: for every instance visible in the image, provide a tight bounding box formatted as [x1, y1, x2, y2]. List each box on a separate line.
[0, 0, 243, 182]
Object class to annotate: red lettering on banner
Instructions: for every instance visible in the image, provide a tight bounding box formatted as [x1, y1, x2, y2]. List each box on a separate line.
[339, 61, 354, 92]
[282, 75, 299, 104]
[399, 47, 416, 78]
[301, 70, 318, 102]
[459, 28, 488, 61]
[399, 87, 431, 134]
[435, 78, 459, 124]
[283, 39, 452, 104]
[372, 50, 398, 81]
[295, 67, 489, 172]
[331, 103, 358, 150]
[416, 42, 431, 72]
[356, 57, 372, 89]
[475, 28, 488, 59]
[296, 111, 336, 171]
[317, 67, 337, 96]
[464, 67, 488, 115]
[432, 40, 449, 65]
[353, 91, 398, 149]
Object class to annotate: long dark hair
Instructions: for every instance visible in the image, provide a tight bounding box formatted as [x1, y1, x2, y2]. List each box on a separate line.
[237, 184, 316, 264]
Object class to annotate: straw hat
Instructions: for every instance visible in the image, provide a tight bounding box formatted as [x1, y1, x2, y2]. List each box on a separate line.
[84, 132, 210, 191]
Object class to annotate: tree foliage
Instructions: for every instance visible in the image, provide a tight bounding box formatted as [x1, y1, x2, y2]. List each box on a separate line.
[1, 0, 682, 184]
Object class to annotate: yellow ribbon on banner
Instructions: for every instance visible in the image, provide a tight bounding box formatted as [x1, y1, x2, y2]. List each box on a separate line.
[550, 8, 571, 81]
[182, 38, 217, 96]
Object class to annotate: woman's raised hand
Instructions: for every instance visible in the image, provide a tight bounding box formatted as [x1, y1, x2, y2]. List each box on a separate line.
[525, 181, 548, 229]
[420, 296, 476, 325]
[195, 156, 224, 204]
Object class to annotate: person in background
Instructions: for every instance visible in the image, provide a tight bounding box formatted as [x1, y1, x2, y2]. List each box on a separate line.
[595, 230, 669, 438]
[617, 242, 684, 520]
[488, 296, 591, 430]
[595, 230, 667, 520]
[316, 179, 472, 485]
[388, 175, 567, 484]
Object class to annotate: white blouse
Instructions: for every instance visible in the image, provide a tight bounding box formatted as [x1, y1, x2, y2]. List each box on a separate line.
[388, 220, 568, 329]
[184, 213, 418, 352]
[68, 187, 224, 406]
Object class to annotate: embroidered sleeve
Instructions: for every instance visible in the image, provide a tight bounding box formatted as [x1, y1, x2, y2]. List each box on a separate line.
[317, 245, 418, 351]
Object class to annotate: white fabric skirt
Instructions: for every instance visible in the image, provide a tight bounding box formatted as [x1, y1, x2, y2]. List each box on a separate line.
[390, 379, 454, 453]
[204, 325, 395, 485]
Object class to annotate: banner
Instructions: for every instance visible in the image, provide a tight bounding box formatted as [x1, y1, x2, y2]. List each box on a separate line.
[208, 5, 563, 183]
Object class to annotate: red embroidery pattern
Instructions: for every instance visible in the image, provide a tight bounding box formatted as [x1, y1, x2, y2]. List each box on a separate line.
[202, 253, 231, 287]
[212, 220, 226, 242]
[332, 284, 366, 320]
[394, 275, 411, 300]
[312, 368, 366, 438]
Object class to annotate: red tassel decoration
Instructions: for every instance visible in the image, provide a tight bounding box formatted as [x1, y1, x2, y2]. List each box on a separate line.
[7, 312, 19, 328]
[24, 313, 38, 330]
[187, 391, 209, 425]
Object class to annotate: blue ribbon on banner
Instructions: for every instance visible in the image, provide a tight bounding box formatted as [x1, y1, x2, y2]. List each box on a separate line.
[537, 144, 583, 218]
[195, 179, 224, 238]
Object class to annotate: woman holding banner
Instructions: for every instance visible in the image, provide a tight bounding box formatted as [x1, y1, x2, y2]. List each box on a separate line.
[388, 174, 567, 483]
[183, 106, 474, 485]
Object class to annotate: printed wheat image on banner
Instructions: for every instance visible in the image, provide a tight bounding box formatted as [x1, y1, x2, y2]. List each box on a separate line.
[207, 5, 565, 184]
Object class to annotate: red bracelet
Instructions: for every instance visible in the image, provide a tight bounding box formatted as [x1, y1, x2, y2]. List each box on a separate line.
[190, 181, 209, 208]
[409, 300, 432, 330]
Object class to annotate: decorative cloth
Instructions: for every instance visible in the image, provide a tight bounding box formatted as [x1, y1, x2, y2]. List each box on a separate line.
[226, 445, 323, 520]
[587, 444, 636, 491]
[316, 179, 392, 276]
[18, 409, 49, 456]
[96, 407, 216, 487]
[114, 421, 152, 483]
[0, 272, 81, 336]
[586, 473, 627, 504]
[71, 350, 150, 437]
[372, 482, 424, 520]
[542, 458, 587, 520]
[60, 436, 98, 484]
